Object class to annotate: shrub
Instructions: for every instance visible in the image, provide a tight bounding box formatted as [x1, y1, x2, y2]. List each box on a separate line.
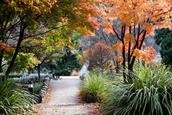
[33, 82, 43, 94]
[0, 80, 35, 114]
[83, 42, 114, 70]
[102, 66, 172, 115]
[80, 72, 106, 103]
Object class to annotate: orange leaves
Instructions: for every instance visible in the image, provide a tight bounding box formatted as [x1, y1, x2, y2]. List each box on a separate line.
[101, 22, 115, 35]
[117, 55, 123, 63]
[143, 23, 154, 33]
[0, 42, 13, 53]
[124, 33, 134, 42]
[81, 2, 100, 16]
[88, 17, 100, 30]
[133, 47, 157, 62]
[88, 0, 172, 32]
[113, 42, 122, 51]
[83, 42, 114, 69]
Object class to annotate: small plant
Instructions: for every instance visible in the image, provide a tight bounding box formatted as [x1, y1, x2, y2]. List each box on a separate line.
[0, 80, 35, 114]
[80, 71, 106, 103]
[33, 82, 43, 94]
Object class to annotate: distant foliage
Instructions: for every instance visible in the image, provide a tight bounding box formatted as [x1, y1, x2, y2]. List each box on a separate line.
[154, 28, 172, 66]
[83, 42, 114, 70]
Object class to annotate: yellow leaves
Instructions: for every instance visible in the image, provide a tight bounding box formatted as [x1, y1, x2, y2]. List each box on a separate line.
[77, 27, 95, 36]
[14, 0, 57, 14]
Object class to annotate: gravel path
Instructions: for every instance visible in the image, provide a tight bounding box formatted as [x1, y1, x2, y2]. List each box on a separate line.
[31, 76, 102, 115]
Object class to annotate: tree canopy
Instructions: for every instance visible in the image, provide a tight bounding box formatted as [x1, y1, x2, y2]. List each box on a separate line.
[82, 0, 172, 82]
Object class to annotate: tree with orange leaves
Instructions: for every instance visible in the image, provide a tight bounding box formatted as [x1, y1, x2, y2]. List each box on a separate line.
[84, 0, 172, 82]
[83, 42, 114, 70]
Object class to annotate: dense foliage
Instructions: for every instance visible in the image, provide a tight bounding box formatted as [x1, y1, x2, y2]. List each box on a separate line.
[84, 0, 172, 82]
[80, 71, 106, 103]
[0, 80, 34, 114]
[102, 66, 172, 115]
[83, 42, 114, 70]
[154, 28, 172, 66]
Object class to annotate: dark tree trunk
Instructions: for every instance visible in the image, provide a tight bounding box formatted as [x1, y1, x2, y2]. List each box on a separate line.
[122, 47, 126, 83]
[5, 23, 26, 77]
[0, 49, 4, 73]
[37, 64, 41, 81]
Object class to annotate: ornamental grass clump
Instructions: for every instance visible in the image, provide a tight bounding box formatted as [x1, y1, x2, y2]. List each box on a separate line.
[80, 71, 106, 103]
[102, 66, 172, 115]
[0, 80, 35, 114]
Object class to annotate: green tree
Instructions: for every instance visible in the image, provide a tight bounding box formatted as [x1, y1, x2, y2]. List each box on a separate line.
[0, 0, 93, 79]
[42, 31, 81, 76]
[154, 28, 172, 66]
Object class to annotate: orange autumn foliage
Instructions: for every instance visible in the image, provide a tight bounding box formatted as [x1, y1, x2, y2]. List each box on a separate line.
[83, 0, 172, 64]
[83, 42, 114, 70]
[117, 56, 123, 63]
[0, 42, 13, 53]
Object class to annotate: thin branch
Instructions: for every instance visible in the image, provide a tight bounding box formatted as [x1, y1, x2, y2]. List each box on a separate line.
[112, 26, 121, 41]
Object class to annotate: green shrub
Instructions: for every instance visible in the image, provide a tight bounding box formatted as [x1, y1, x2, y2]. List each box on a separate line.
[0, 80, 35, 114]
[101, 78, 128, 115]
[80, 72, 106, 103]
[33, 82, 43, 94]
[102, 66, 172, 115]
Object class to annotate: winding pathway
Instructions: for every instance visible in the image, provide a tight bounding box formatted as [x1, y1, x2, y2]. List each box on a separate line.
[32, 76, 101, 115]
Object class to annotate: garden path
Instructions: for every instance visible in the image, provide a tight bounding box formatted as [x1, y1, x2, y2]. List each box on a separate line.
[32, 76, 102, 115]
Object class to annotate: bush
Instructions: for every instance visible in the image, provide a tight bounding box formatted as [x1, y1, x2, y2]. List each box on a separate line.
[102, 66, 172, 115]
[101, 78, 128, 115]
[33, 82, 43, 94]
[83, 42, 114, 70]
[80, 72, 106, 103]
[0, 80, 35, 114]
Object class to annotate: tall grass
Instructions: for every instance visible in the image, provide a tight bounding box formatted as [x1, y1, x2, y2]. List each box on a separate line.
[102, 66, 172, 115]
[80, 71, 106, 103]
[0, 80, 35, 114]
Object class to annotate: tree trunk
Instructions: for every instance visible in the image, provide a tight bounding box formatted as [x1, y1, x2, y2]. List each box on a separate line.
[128, 64, 133, 83]
[37, 64, 41, 81]
[5, 23, 25, 77]
[110, 69, 115, 79]
[122, 46, 126, 83]
[0, 49, 4, 73]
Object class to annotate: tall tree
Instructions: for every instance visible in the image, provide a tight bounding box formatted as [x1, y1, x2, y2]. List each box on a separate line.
[84, 0, 172, 83]
[0, 0, 94, 79]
